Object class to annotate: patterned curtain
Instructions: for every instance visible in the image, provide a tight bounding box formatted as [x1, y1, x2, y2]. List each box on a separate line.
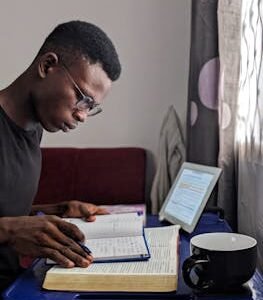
[186, 0, 220, 206]
[187, 0, 243, 229]
[234, 0, 263, 295]
[217, 1, 263, 294]
[188, 1, 263, 292]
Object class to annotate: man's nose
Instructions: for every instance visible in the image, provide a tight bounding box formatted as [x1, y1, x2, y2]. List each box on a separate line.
[73, 110, 88, 122]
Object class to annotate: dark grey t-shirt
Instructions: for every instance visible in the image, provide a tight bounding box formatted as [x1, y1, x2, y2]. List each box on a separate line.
[0, 106, 43, 291]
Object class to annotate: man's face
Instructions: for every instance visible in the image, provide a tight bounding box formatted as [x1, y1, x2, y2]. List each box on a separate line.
[33, 57, 112, 132]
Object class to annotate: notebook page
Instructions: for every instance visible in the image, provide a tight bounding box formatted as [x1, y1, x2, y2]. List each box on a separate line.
[86, 235, 149, 260]
[66, 213, 143, 239]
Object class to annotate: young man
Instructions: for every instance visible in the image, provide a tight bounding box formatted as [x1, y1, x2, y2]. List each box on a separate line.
[0, 20, 121, 291]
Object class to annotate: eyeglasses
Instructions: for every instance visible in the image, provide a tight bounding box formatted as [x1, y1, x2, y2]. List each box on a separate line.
[61, 64, 102, 116]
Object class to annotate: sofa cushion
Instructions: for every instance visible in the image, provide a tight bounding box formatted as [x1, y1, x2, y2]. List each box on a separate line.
[33, 147, 146, 205]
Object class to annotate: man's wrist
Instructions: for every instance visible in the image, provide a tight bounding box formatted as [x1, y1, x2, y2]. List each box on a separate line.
[0, 217, 12, 244]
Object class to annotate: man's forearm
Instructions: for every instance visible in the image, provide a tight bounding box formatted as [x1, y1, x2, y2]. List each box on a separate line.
[30, 202, 68, 216]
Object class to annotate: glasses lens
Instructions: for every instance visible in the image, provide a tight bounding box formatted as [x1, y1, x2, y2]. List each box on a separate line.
[87, 106, 103, 116]
[76, 99, 92, 110]
[76, 99, 102, 116]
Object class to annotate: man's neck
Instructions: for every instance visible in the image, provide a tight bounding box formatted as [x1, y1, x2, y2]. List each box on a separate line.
[0, 73, 38, 130]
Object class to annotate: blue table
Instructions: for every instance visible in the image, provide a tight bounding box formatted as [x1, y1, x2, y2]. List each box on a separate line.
[2, 213, 253, 300]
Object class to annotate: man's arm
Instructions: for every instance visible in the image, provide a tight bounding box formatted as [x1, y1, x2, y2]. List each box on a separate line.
[31, 200, 108, 221]
[30, 202, 68, 216]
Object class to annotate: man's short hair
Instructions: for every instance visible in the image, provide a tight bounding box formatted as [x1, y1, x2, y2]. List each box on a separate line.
[37, 20, 121, 81]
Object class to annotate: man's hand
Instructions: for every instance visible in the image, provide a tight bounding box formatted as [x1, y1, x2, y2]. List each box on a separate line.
[0, 215, 93, 268]
[60, 200, 108, 221]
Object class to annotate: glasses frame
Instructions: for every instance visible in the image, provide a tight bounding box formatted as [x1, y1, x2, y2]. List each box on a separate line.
[60, 63, 102, 116]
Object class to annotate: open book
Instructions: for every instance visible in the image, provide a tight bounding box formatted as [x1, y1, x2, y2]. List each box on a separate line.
[47, 212, 150, 263]
[43, 225, 180, 292]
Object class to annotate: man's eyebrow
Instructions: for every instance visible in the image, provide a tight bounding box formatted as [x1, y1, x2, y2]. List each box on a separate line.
[72, 78, 96, 102]
[61, 63, 95, 101]
[75, 80, 96, 101]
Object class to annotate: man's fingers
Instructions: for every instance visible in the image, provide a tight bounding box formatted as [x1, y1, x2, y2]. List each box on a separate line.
[60, 201, 109, 219]
[80, 204, 109, 221]
[39, 229, 82, 255]
[96, 206, 109, 215]
[43, 247, 93, 268]
[80, 204, 97, 217]
[85, 215, 96, 222]
[37, 227, 93, 267]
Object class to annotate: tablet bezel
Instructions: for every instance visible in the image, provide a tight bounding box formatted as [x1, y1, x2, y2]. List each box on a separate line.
[159, 162, 222, 233]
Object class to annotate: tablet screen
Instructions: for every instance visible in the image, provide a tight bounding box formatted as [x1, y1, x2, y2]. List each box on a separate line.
[159, 162, 222, 233]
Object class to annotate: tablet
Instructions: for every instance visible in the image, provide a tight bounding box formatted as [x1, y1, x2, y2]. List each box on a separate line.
[159, 162, 222, 233]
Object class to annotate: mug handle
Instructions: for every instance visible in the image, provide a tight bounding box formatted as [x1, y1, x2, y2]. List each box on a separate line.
[182, 256, 214, 290]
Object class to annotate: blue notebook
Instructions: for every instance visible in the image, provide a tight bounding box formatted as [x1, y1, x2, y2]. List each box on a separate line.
[46, 212, 150, 264]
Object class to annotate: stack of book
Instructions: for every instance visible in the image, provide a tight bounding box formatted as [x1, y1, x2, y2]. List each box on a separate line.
[43, 211, 180, 292]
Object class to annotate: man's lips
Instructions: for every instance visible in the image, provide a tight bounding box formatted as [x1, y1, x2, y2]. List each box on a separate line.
[61, 123, 77, 132]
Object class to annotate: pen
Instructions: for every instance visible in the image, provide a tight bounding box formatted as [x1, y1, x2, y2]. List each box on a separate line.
[76, 241, 93, 255]
[36, 211, 45, 216]
[36, 211, 92, 255]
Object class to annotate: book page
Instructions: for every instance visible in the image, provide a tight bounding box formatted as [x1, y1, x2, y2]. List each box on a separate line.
[100, 204, 146, 224]
[100, 204, 145, 214]
[94, 213, 143, 223]
[65, 213, 143, 239]
[48, 225, 179, 275]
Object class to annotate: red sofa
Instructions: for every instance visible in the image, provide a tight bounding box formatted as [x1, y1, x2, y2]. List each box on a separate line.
[33, 147, 146, 206]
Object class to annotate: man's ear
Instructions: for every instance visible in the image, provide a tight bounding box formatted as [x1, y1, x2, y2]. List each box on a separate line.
[38, 52, 59, 78]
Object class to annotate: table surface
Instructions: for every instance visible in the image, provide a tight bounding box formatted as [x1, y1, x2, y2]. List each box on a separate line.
[2, 213, 254, 300]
